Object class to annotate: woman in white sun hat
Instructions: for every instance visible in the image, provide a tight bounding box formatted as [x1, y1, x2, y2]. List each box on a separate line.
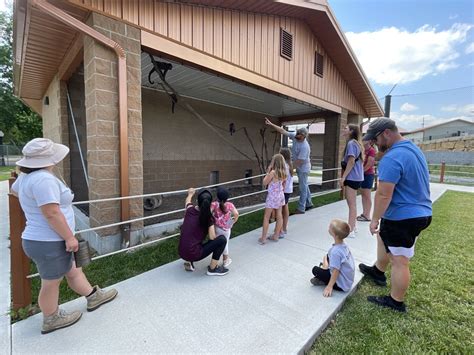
[11, 138, 118, 334]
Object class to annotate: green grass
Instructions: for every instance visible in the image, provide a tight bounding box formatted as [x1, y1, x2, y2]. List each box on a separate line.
[16, 191, 341, 321]
[0, 166, 15, 181]
[310, 190, 474, 354]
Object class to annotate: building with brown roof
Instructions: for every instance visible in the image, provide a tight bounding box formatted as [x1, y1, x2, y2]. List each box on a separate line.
[13, 0, 382, 250]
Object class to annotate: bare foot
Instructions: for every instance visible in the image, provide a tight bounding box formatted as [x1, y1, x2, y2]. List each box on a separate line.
[258, 237, 266, 245]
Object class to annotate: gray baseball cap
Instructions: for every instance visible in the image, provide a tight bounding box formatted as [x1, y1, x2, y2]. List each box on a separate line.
[296, 127, 308, 137]
[363, 117, 397, 141]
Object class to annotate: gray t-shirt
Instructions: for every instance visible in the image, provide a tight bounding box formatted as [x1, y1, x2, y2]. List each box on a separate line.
[11, 170, 75, 242]
[288, 132, 311, 173]
[328, 243, 355, 292]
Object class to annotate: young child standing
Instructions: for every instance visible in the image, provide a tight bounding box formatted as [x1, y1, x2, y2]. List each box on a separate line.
[211, 187, 239, 267]
[310, 219, 355, 297]
[258, 154, 287, 245]
[279, 147, 293, 238]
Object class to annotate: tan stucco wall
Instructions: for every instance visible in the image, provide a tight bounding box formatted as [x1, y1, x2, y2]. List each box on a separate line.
[41, 74, 70, 185]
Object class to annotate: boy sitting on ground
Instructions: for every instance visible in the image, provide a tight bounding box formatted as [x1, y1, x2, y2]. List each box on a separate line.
[311, 219, 355, 297]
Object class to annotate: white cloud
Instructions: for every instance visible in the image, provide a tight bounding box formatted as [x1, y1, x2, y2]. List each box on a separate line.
[400, 103, 418, 112]
[449, 14, 459, 20]
[390, 112, 473, 130]
[440, 104, 474, 115]
[458, 103, 474, 116]
[441, 104, 458, 112]
[346, 23, 472, 85]
[466, 42, 474, 54]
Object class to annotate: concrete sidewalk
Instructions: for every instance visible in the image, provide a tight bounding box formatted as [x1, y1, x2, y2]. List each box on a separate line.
[9, 183, 473, 354]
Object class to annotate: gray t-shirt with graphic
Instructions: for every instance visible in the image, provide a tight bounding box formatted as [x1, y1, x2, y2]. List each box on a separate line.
[287, 132, 311, 173]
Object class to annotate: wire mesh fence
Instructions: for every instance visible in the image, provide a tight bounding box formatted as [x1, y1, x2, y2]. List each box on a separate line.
[0, 144, 23, 166]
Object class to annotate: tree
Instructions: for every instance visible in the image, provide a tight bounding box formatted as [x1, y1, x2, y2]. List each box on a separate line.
[0, 6, 42, 146]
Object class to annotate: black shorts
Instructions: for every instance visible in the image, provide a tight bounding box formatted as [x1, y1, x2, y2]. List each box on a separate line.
[284, 193, 291, 205]
[344, 180, 362, 190]
[380, 216, 432, 258]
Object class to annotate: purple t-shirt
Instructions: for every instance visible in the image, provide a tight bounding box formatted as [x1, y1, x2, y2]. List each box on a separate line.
[178, 203, 213, 261]
[343, 140, 364, 182]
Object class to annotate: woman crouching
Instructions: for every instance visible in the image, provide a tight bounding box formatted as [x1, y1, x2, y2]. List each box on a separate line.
[178, 188, 229, 276]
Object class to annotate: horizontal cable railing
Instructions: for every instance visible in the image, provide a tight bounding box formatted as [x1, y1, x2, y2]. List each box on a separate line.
[26, 188, 340, 279]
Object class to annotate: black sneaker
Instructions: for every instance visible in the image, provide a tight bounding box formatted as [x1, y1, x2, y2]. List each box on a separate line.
[367, 295, 406, 313]
[310, 277, 325, 286]
[359, 263, 387, 286]
[206, 265, 229, 276]
[305, 205, 315, 211]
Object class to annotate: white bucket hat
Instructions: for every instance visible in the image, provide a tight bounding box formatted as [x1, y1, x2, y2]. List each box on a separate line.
[16, 138, 70, 168]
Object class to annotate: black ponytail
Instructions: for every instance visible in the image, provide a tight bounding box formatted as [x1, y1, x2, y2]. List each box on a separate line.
[219, 200, 227, 214]
[197, 190, 213, 229]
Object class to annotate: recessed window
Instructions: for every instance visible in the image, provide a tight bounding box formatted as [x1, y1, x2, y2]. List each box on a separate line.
[210, 171, 219, 185]
[245, 169, 253, 185]
[280, 28, 293, 61]
[314, 52, 324, 77]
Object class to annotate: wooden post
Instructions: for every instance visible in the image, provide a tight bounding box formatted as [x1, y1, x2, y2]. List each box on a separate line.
[9, 172, 31, 310]
[440, 161, 446, 183]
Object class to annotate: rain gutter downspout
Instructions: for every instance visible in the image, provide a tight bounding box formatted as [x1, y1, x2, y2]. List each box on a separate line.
[30, 0, 130, 239]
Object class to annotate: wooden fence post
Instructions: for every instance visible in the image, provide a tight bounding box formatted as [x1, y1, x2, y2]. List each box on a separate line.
[440, 161, 446, 183]
[9, 171, 31, 310]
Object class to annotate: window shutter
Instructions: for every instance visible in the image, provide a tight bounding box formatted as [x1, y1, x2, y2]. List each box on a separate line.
[280, 28, 293, 61]
[315, 52, 324, 77]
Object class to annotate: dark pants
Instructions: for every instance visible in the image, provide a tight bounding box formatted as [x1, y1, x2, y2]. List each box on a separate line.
[198, 235, 227, 261]
[312, 266, 343, 291]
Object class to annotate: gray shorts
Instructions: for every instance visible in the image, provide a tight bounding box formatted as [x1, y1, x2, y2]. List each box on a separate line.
[22, 239, 73, 280]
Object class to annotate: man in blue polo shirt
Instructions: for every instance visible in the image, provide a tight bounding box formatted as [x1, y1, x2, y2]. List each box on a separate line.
[359, 118, 432, 313]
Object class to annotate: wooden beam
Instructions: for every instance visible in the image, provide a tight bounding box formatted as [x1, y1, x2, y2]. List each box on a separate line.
[279, 111, 336, 125]
[141, 29, 342, 114]
[58, 33, 84, 81]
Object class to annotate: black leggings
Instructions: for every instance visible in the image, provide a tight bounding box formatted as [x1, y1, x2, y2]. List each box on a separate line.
[312, 266, 343, 291]
[198, 235, 227, 261]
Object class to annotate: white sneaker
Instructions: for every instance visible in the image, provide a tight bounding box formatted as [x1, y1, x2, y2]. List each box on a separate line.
[279, 231, 287, 239]
[223, 257, 232, 268]
[348, 231, 356, 238]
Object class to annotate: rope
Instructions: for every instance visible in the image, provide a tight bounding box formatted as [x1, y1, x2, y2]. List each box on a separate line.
[72, 166, 342, 206]
[147, 53, 255, 162]
[26, 189, 340, 279]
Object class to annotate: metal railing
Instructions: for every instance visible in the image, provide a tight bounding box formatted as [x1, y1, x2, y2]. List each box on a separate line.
[428, 161, 474, 183]
[9, 166, 343, 307]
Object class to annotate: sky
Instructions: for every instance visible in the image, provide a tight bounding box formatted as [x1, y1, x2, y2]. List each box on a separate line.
[329, 0, 474, 130]
[1, 0, 473, 131]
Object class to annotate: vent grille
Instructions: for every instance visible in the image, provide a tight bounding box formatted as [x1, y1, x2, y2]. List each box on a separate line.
[280, 28, 293, 61]
[315, 52, 324, 77]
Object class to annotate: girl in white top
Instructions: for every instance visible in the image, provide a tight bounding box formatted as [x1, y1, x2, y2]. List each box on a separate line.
[11, 138, 118, 334]
[279, 147, 293, 238]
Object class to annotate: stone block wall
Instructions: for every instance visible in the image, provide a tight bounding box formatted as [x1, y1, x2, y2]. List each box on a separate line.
[143, 159, 261, 193]
[418, 135, 474, 152]
[322, 109, 347, 188]
[84, 13, 143, 237]
[142, 88, 277, 193]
